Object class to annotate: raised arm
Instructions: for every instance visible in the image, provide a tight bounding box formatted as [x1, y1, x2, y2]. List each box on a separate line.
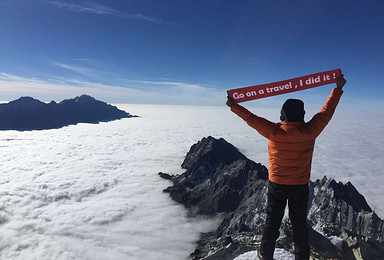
[307, 74, 346, 136]
[227, 96, 276, 139]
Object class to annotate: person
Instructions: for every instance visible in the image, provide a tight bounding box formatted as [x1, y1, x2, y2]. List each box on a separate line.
[226, 75, 347, 260]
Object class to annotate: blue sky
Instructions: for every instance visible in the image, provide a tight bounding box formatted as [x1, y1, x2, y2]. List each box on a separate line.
[1, 0, 383, 107]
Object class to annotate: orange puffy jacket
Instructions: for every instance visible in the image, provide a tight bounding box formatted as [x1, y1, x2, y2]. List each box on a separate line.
[230, 88, 343, 185]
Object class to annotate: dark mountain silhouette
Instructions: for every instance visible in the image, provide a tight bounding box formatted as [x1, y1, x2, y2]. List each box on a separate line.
[0, 95, 136, 130]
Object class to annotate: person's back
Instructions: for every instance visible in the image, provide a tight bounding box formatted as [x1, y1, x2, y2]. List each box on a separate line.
[226, 75, 346, 260]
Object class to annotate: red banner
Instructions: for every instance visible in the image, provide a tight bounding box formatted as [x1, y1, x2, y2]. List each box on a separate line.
[227, 69, 341, 103]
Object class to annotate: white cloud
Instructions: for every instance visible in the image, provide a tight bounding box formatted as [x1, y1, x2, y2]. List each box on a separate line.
[0, 72, 151, 102]
[0, 109, 226, 259]
[52, 62, 97, 77]
[129, 79, 209, 91]
[0, 73, 224, 105]
[47, 1, 174, 25]
[0, 104, 383, 259]
[47, 0, 125, 17]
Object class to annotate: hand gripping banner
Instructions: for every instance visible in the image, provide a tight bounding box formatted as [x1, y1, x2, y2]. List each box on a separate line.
[227, 69, 341, 103]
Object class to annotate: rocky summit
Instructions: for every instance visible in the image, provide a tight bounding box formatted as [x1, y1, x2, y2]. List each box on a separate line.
[159, 136, 384, 260]
[0, 95, 136, 130]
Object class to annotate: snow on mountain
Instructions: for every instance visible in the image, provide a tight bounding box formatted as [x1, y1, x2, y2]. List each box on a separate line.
[234, 249, 294, 260]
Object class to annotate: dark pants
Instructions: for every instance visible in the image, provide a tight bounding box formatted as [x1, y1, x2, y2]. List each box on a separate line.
[260, 181, 310, 260]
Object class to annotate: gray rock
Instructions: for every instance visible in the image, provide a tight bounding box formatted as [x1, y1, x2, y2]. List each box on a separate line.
[161, 136, 384, 259]
[308, 177, 384, 242]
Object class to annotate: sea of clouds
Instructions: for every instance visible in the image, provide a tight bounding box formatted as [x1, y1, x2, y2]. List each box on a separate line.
[0, 103, 383, 260]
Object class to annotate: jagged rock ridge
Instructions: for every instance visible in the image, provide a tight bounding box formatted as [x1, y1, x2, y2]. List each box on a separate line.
[160, 136, 384, 260]
[163, 136, 268, 216]
[0, 95, 136, 130]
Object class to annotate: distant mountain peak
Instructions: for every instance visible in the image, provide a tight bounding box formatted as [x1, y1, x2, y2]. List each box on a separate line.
[59, 94, 98, 105]
[74, 94, 96, 102]
[13, 96, 38, 102]
[0, 95, 137, 131]
[9, 96, 43, 105]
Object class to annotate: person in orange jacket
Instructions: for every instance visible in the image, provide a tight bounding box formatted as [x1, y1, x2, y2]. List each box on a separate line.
[226, 74, 347, 260]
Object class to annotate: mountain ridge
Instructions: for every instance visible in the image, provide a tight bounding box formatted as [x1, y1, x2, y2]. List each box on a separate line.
[0, 95, 136, 131]
[160, 136, 384, 260]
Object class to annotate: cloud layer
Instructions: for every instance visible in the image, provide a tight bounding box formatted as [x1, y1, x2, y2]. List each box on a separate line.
[0, 108, 222, 259]
[47, 0, 173, 25]
[0, 73, 224, 105]
[48, 0, 124, 16]
[0, 104, 383, 259]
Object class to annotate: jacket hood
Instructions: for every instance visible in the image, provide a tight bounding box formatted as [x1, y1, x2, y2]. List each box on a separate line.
[280, 99, 305, 122]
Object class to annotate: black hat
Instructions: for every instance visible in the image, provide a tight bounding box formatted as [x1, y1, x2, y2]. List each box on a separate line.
[280, 99, 305, 122]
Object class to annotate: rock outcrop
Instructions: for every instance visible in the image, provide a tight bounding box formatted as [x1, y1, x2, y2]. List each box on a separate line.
[0, 95, 136, 130]
[160, 136, 384, 260]
[163, 136, 268, 216]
